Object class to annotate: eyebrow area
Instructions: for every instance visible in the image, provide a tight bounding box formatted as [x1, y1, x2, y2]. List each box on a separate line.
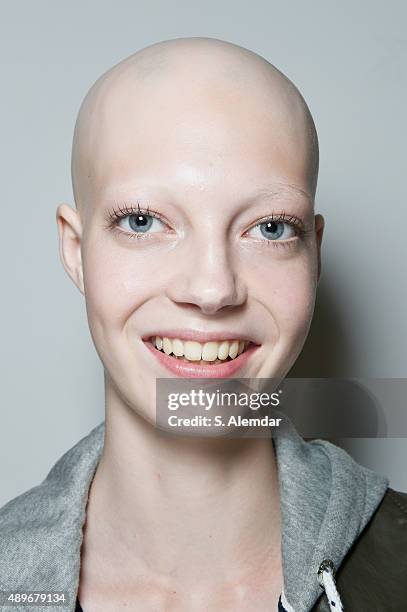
[100, 182, 313, 223]
[245, 184, 313, 207]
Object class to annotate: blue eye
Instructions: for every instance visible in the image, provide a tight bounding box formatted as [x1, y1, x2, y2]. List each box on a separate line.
[249, 220, 296, 241]
[118, 212, 166, 235]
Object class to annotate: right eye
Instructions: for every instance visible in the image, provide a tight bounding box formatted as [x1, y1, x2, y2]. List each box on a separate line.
[118, 212, 166, 234]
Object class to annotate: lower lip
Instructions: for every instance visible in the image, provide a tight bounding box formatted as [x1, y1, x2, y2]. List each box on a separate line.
[143, 341, 260, 378]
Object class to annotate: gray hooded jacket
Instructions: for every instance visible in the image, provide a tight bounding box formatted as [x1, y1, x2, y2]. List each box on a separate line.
[0, 421, 389, 611]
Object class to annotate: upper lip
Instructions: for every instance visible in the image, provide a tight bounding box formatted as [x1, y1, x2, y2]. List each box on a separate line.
[142, 329, 261, 345]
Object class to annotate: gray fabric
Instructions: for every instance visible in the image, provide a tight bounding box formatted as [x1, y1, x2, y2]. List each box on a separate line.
[0, 423, 104, 612]
[0, 421, 388, 612]
[273, 423, 388, 611]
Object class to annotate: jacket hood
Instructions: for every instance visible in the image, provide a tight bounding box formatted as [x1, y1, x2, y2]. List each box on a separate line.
[274, 423, 388, 610]
[0, 421, 388, 612]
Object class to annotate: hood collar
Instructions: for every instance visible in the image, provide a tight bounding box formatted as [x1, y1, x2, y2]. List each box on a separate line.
[0, 421, 388, 611]
[274, 422, 388, 610]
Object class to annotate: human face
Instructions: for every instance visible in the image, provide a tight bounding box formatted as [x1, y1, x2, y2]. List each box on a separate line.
[58, 70, 323, 426]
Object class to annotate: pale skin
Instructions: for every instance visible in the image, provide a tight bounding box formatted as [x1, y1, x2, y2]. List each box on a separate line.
[56, 38, 324, 611]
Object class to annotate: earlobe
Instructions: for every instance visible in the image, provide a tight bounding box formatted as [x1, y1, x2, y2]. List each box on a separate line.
[315, 213, 325, 284]
[56, 204, 85, 295]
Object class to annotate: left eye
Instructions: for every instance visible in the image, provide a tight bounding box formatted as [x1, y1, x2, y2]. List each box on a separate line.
[118, 213, 166, 234]
[248, 220, 296, 241]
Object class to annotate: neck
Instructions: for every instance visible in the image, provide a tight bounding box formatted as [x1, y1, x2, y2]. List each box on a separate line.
[82, 382, 283, 592]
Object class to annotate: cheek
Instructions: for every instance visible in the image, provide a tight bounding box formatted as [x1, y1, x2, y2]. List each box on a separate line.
[275, 266, 315, 332]
[250, 251, 317, 340]
[81, 236, 162, 338]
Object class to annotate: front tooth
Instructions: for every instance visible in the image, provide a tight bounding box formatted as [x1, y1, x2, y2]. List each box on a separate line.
[155, 336, 163, 350]
[228, 340, 239, 359]
[238, 340, 245, 355]
[184, 341, 202, 361]
[217, 340, 230, 360]
[172, 338, 184, 357]
[202, 342, 219, 361]
[163, 337, 172, 355]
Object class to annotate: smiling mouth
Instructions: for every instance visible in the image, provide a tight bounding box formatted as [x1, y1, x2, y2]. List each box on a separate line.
[149, 336, 253, 365]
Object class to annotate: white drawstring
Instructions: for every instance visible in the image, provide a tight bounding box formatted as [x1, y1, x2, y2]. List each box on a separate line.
[317, 559, 344, 611]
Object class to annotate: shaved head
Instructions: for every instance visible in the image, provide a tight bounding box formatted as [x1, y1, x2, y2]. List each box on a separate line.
[71, 37, 318, 217]
[58, 36, 325, 431]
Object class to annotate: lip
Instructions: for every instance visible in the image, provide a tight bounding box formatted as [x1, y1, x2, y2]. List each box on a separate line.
[142, 329, 261, 344]
[143, 339, 260, 378]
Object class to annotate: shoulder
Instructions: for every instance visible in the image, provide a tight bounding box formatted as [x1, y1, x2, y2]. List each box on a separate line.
[312, 487, 407, 611]
[0, 423, 105, 595]
[382, 487, 407, 515]
[358, 487, 407, 551]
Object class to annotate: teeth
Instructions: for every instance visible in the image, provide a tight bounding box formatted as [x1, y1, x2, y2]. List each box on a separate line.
[163, 337, 172, 355]
[217, 340, 230, 360]
[152, 336, 250, 363]
[172, 338, 184, 357]
[202, 341, 219, 362]
[228, 340, 239, 359]
[184, 341, 202, 361]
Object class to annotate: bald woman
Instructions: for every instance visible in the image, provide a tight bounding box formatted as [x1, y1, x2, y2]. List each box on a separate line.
[0, 38, 405, 612]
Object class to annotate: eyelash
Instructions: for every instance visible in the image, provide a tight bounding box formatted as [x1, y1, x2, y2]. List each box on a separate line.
[105, 202, 167, 240]
[104, 202, 311, 246]
[244, 211, 312, 249]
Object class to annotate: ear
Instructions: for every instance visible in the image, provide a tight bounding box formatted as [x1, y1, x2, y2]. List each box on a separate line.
[56, 204, 84, 295]
[314, 213, 325, 284]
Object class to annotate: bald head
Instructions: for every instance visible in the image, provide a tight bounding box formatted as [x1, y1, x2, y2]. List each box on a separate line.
[71, 37, 319, 217]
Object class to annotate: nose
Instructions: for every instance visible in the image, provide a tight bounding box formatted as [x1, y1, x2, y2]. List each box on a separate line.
[165, 236, 248, 315]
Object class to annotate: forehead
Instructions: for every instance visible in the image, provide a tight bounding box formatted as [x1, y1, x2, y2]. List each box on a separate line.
[82, 62, 312, 206]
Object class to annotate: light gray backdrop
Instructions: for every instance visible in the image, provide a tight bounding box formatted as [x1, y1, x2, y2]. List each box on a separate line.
[1, 0, 406, 505]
